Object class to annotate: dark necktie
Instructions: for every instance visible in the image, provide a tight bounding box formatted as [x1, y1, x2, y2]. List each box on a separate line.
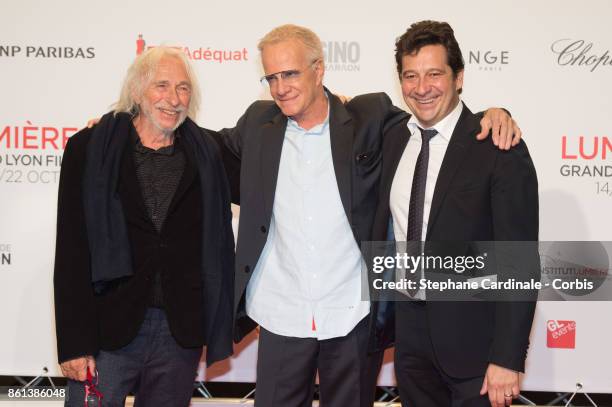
[405, 127, 437, 297]
[407, 127, 438, 241]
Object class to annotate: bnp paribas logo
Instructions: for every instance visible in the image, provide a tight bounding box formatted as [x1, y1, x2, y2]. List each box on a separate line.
[467, 50, 510, 71]
[322, 41, 361, 72]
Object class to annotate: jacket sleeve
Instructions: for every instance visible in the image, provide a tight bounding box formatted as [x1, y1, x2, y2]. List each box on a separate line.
[207, 127, 241, 205]
[210, 102, 263, 205]
[488, 140, 540, 372]
[53, 130, 99, 363]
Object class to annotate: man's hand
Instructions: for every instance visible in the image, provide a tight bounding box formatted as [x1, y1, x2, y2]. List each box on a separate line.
[86, 117, 101, 128]
[334, 94, 352, 104]
[60, 355, 96, 382]
[480, 363, 520, 407]
[477, 108, 521, 150]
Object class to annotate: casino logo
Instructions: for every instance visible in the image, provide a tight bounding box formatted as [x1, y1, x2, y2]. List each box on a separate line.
[322, 41, 361, 72]
[546, 320, 576, 349]
[135, 34, 248, 63]
[467, 50, 509, 71]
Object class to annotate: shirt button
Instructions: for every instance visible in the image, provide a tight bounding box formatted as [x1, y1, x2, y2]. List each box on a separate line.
[260, 226, 267, 233]
[244, 265, 251, 274]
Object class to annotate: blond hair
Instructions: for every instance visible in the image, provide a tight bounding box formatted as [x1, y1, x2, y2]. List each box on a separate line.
[258, 24, 324, 66]
[113, 46, 201, 120]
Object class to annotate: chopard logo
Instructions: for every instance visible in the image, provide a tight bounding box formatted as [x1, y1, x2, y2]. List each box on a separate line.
[551, 39, 612, 72]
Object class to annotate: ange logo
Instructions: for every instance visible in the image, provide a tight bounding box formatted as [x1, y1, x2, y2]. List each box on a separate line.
[467, 50, 510, 72]
[0, 244, 11, 266]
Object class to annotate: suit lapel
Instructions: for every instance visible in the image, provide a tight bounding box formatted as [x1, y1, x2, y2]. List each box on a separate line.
[426, 104, 480, 239]
[381, 118, 411, 206]
[328, 93, 354, 222]
[118, 137, 150, 225]
[260, 111, 288, 221]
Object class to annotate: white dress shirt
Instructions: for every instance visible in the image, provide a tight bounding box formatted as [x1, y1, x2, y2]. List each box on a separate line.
[390, 101, 464, 299]
[246, 101, 370, 340]
[391, 101, 464, 242]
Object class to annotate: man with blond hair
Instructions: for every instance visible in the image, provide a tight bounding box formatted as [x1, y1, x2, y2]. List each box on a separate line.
[54, 46, 234, 406]
[217, 24, 520, 406]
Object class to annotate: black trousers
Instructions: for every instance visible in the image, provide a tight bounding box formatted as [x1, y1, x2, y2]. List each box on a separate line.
[65, 308, 202, 407]
[394, 301, 489, 407]
[255, 316, 381, 407]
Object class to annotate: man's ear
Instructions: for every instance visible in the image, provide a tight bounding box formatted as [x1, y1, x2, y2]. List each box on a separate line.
[131, 83, 143, 105]
[315, 59, 325, 86]
[455, 69, 464, 93]
[132, 91, 141, 105]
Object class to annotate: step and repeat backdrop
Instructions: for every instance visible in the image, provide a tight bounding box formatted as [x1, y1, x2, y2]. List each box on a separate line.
[1, 0, 611, 394]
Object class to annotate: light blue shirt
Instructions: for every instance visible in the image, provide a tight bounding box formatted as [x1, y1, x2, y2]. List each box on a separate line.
[246, 100, 370, 339]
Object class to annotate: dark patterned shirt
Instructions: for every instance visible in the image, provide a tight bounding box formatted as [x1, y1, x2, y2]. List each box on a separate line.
[132, 127, 185, 307]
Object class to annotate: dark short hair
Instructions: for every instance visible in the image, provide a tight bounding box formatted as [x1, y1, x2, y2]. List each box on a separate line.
[395, 20, 464, 78]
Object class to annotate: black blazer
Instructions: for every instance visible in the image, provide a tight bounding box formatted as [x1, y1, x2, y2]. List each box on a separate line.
[54, 125, 234, 365]
[215, 91, 406, 343]
[372, 103, 540, 377]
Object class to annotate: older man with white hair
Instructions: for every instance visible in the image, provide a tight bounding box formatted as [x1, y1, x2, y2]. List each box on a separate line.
[54, 46, 234, 406]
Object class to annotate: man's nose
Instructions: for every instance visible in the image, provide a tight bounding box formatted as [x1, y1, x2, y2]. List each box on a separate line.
[167, 87, 180, 106]
[415, 77, 430, 95]
[274, 76, 290, 95]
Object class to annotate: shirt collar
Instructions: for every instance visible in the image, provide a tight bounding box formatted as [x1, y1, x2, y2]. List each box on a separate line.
[131, 121, 179, 156]
[286, 92, 331, 136]
[407, 100, 464, 142]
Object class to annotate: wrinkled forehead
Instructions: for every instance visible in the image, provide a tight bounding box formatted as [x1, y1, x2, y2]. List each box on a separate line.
[148, 56, 190, 84]
[261, 39, 309, 71]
